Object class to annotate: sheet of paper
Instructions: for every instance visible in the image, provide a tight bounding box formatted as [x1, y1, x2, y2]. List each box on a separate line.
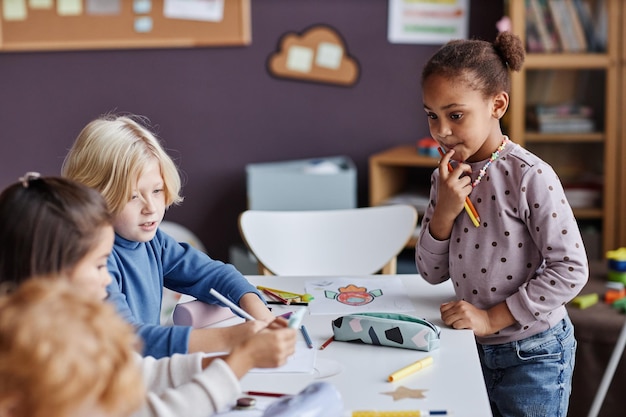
[29, 0, 52, 9]
[249, 341, 316, 374]
[3, 0, 27, 21]
[305, 276, 415, 315]
[57, 0, 82, 16]
[163, 0, 224, 22]
[86, 0, 120, 15]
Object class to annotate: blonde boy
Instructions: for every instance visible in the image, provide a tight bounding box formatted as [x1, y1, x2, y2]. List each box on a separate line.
[63, 114, 275, 358]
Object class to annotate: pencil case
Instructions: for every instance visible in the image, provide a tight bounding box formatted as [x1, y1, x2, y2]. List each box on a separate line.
[331, 312, 440, 352]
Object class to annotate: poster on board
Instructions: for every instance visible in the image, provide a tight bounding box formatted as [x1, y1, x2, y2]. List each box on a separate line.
[387, 0, 469, 45]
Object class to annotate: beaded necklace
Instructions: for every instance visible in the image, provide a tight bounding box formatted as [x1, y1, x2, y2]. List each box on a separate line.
[471, 136, 509, 188]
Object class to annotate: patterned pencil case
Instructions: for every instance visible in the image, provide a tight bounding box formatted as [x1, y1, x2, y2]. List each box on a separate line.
[331, 312, 440, 352]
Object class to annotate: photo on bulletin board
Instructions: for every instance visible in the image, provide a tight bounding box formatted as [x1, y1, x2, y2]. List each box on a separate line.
[267, 24, 360, 87]
[0, 0, 251, 51]
[387, 0, 469, 44]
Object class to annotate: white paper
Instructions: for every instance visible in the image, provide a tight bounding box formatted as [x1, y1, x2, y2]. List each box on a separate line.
[3, 0, 27, 20]
[163, 0, 223, 22]
[316, 42, 343, 70]
[388, 0, 469, 45]
[305, 277, 415, 315]
[87, 0, 120, 15]
[249, 341, 316, 374]
[286, 45, 314, 73]
[57, 0, 82, 16]
[29, 0, 52, 9]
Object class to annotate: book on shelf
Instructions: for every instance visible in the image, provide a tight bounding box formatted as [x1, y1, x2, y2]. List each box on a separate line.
[526, 103, 595, 133]
[527, 0, 560, 52]
[525, 0, 545, 52]
[572, 0, 602, 52]
[546, 0, 587, 52]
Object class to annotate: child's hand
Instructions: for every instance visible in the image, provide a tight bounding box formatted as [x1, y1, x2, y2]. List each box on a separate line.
[429, 149, 473, 240]
[267, 316, 290, 329]
[190, 320, 268, 353]
[437, 149, 472, 218]
[225, 326, 297, 378]
[440, 300, 516, 337]
[440, 300, 491, 336]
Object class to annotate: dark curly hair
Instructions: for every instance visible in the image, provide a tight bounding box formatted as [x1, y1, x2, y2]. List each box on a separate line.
[422, 31, 525, 98]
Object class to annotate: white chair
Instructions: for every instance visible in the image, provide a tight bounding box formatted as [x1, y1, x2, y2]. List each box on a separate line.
[238, 205, 418, 276]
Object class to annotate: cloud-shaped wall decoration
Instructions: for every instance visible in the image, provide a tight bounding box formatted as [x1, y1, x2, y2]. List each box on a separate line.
[267, 25, 360, 87]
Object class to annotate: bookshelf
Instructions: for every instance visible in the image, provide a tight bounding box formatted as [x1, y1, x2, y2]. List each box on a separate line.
[620, 5, 626, 250]
[507, 0, 619, 258]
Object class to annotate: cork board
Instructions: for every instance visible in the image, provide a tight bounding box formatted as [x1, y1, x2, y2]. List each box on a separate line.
[267, 25, 360, 87]
[0, 0, 250, 52]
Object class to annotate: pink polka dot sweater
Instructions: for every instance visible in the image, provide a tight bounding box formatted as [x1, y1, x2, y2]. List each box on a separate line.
[416, 141, 589, 345]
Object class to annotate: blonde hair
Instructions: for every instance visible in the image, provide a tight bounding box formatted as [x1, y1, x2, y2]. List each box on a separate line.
[62, 114, 183, 216]
[0, 278, 145, 417]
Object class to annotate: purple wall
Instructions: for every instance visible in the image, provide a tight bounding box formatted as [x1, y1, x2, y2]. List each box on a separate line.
[0, 0, 503, 260]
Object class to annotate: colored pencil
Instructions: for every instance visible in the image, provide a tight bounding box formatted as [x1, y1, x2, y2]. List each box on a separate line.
[300, 325, 313, 348]
[352, 410, 450, 416]
[244, 391, 288, 398]
[267, 300, 309, 306]
[319, 335, 334, 350]
[262, 288, 290, 305]
[437, 148, 480, 227]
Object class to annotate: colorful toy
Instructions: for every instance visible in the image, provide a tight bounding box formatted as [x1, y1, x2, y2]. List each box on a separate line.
[571, 293, 599, 309]
[416, 137, 440, 158]
[607, 248, 626, 285]
[612, 297, 626, 314]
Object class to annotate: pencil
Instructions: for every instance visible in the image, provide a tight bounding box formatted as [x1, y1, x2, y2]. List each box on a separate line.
[387, 356, 433, 382]
[300, 325, 313, 348]
[262, 288, 290, 305]
[437, 148, 480, 227]
[244, 391, 288, 398]
[319, 335, 334, 350]
[267, 300, 309, 306]
[352, 410, 450, 416]
[209, 288, 256, 321]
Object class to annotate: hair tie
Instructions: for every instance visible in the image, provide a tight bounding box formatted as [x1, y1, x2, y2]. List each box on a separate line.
[18, 172, 41, 188]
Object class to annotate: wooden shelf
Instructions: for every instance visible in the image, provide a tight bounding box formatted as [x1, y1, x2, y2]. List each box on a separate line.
[524, 132, 605, 143]
[369, 145, 436, 249]
[525, 53, 612, 69]
[369, 145, 439, 168]
[369, 145, 437, 207]
[507, 0, 620, 256]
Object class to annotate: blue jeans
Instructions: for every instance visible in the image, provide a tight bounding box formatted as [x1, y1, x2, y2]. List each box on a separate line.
[477, 317, 576, 417]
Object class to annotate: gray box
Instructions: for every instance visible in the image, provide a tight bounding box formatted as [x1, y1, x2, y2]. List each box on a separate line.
[246, 156, 357, 210]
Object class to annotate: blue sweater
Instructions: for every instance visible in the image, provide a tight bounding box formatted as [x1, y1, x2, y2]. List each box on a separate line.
[106, 228, 263, 358]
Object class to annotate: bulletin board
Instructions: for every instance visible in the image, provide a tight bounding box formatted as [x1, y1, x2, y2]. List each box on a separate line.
[0, 0, 251, 52]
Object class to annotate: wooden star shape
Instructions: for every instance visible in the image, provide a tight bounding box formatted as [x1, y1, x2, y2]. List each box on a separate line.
[381, 386, 428, 401]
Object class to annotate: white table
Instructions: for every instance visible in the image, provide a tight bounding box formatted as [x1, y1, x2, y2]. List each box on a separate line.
[224, 274, 492, 417]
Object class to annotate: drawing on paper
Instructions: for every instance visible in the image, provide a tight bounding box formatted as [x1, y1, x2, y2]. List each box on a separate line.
[324, 284, 382, 306]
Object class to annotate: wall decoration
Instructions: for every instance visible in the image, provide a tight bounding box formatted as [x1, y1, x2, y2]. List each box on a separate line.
[387, 0, 469, 45]
[0, 0, 249, 51]
[267, 25, 359, 87]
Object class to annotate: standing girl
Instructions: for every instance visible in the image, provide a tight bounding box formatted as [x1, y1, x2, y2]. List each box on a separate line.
[62, 114, 275, 358]
[416, 32, 588, 416]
